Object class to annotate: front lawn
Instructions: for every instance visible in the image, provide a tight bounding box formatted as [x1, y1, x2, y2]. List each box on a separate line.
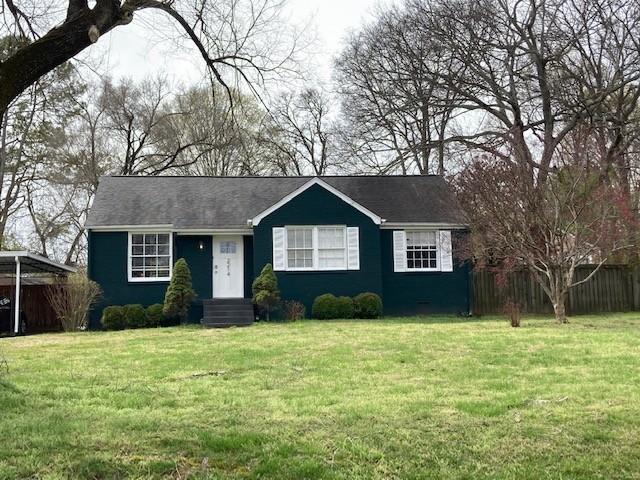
[1, 315, 639, 479]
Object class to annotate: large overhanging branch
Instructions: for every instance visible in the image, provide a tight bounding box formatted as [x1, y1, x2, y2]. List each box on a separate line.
[1, 0, 288, 118]
[0, 0, 132, 114]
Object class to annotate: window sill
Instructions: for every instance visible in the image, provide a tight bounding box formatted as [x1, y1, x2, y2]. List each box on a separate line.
[128, 278, 171, 283]
[277, 270, 352, 274]
[395, 269, 444, 274]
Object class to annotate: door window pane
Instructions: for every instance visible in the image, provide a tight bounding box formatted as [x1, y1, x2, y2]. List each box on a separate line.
[220, 241, 237, 254]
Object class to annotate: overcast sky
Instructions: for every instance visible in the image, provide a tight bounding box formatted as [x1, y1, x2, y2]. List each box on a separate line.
[87, 0, 381, 87]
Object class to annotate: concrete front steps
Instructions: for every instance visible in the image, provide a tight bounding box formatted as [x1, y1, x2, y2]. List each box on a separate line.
[202, 298, 254, 328]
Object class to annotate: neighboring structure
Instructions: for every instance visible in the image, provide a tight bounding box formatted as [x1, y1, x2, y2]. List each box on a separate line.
[85, 176, 471, 327]
[0, 251, 76, 335]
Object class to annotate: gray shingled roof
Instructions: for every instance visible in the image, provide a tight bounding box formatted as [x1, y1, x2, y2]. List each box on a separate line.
[85, 176, 468, 229]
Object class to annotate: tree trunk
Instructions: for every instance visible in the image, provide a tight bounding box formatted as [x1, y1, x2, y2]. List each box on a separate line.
[552, 292, 568, 324]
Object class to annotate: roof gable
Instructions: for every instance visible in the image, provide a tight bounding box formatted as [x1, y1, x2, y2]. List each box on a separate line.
[250, 178, 383, 226]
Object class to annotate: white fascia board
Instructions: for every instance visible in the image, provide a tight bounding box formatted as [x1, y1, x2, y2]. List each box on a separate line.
[87, 224, 173, 232]
[88, 225, 254, 235]
[380, 222, 469, 230]
[174, 229, 253, 236]
[251, 178, 382, 226]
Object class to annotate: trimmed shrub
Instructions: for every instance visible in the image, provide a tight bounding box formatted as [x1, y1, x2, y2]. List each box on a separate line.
[252, 263, 281, 321]
[161, 314, 181, 327]
[101, 306, 126, 331]
[312, 294, 338, 319]
[335, 296, 355, 319]
[283, 300, 306, 321]
[353, 292, 383, 319]
[313, 294, 355, 319]
[146, 304, 165, 327]
[164, 258, 196, 324]
[123, 304, 147, 329]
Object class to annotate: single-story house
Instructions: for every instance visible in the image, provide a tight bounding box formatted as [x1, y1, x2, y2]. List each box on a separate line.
[86, 175, 471, 327]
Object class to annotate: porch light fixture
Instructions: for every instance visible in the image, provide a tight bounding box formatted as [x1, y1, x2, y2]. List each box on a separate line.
[198, 241, 204, 251]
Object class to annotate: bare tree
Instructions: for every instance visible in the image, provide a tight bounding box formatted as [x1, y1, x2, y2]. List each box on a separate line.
[413, 0, 640, 187]
[336, 4, 460, 174]
[99, 76, 212, 176]
[456, 154, 637, 323]
[166, 85, 274, 176]
[267, 88, 338, 175]
[0, 58, 83, 249]
[0, 0, 303, 127]
[23, 181, 91, 263]
[0, 88, 35, 246]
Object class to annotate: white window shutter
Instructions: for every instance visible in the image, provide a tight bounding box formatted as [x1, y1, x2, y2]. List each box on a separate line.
[393, 230, 407, 272]
[272, 227, 286, 271]
[439, 230, 453, 272]
[346, 227, 360, 270]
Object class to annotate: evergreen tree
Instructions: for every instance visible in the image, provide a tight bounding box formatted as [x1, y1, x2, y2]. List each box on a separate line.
[163, 258, 196, 324]
[252, 263, 280, 320]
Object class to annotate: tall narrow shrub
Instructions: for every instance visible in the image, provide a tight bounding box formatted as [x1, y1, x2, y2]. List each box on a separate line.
[163, 258, 196, 324]
[252, 263, 280, 320]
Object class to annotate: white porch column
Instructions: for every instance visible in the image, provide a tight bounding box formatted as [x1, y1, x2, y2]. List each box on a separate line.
[13, 255, 20, 335]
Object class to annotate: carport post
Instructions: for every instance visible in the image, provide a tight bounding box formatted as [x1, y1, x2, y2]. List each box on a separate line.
[13, 255, 20, 335]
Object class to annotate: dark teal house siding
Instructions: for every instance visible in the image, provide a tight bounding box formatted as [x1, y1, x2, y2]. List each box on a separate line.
[243, 236, 254, 297]
[88, 231, 213, 328]
[252, 183, 383, 315]
[88, 231, 169, 329]
[380, 230, 472, 315]
[175, 235, 213, 323]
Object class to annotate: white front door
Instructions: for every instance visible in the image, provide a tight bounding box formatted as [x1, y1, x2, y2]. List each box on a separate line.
[212, 235, 244, 298]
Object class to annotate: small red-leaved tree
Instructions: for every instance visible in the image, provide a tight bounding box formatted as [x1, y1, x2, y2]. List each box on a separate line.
[456, 158, 636, 323]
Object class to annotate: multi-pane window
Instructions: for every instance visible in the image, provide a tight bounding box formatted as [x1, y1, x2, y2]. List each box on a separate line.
[318, 227, 346, 269]
[286, 227, 314, 269]
[129, 233, 172, 280]
[284, 226, 348, 270]
[406, 230, 438, 270]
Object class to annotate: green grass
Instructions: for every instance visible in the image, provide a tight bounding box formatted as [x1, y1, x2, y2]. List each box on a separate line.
[1, 314, 640, 479]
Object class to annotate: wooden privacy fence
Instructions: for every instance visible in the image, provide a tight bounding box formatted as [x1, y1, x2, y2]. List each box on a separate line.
[473, 265, 640, 315]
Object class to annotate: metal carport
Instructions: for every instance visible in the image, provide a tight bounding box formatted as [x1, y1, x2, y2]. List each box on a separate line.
[0, 251, 76, 335]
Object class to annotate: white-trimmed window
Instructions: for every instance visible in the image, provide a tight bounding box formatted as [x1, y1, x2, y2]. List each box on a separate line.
[318, 227, 346, 269]
[286, 227, 314, 269]
[406, 230, 438, 270]
[393, 230, 453, 273]
[129, 233, 172, 281]
[275, 225, 359, 271]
